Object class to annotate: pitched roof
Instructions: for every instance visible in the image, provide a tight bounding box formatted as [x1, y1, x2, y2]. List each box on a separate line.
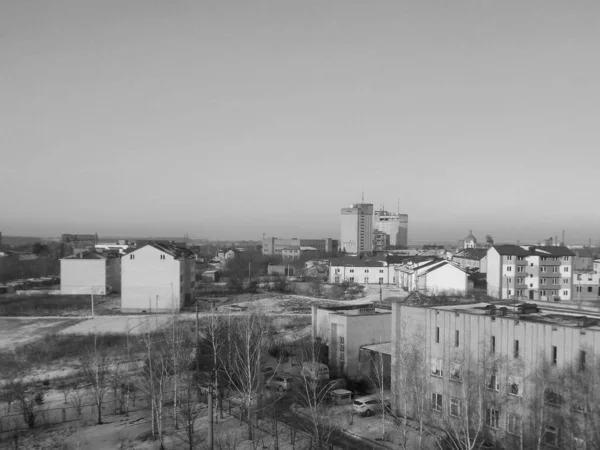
[420, 260, 465, 275]
[571, 248, 594, 258]
[328, 256, 386, 267]
[62, 250, 106, 260]
[146, 242, 196, 259]
[454, 249, 488, 261]
[492, 245, 575, 257]
[492, 245, 534, 256]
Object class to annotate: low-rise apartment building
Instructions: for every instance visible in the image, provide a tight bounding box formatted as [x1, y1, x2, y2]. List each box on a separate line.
[391, 300, 600, 449]
[452, 248, 488, 273]
[329, 257, 395, 285]
[121, 243, 196, 313]
[487, 245, 575, 301]
[573, 271, 600, 301]
[311, 304, 391, 378]
[60, 250, 121, 295]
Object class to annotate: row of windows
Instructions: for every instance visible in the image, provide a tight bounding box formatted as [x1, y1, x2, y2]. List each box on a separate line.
[346, 269, 386, 273]
[506, 266, 568, 273]
[576, 286, 596, 293]
[506, 276, 569, 283]
[506, 255, 569, 262]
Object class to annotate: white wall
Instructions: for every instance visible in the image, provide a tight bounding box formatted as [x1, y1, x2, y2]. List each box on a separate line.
[121, 245, 181, 312]
[60, 259, 106, 295]
[422, 264, 467, 295]
[486, 248, 501, 298]
[330, 265, 393, 284]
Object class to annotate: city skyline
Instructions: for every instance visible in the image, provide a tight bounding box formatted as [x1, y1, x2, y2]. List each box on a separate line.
[1, 1, 598, 244]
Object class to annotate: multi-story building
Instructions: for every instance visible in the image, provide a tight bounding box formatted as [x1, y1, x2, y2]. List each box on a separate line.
[373, 210, 408, 248]
[571, 247, 595, 271]
[60, 250, 121, 295]
[572, 271, 600, 301]
[329, 256, 395, 285]
[452, 248, 488, 273]
[121, 242, 196, 313]
[391, 300, 600, 449]
[340, 203, 373, 254]
[312, 303, 391, 378]
[373, 230, 389, 251]
[262, 237, 337, 256]
[281, 246, 319, 260]
[487, 245, 575, 301]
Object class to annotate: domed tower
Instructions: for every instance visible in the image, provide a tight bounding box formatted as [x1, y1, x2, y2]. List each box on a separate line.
[464, 230, 477, 249]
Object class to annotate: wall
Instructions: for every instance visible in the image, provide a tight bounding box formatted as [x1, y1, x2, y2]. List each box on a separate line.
[422, 265, 467, 295]
[121, 245, 181, 312]
[60, 259, 106, 295]
[329, 265, 394, 285]
[486, 248, 502, 298]
[106, 257, 121, 293]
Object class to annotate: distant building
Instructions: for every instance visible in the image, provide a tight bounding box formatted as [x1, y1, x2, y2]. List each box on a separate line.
[201, 270, 220, 283]
[261, 237, 337, 256]
[121, 243, 196, 313]
[60, 250, 121, 295]
[487, 245, 575, 301]
[452, 248, 488, 273]
[329, 256, 394, 285]
[217, 248, 239, 262]
[374, 210, 408, 248]
[61, 234, 99, 254]
[395, 259, 468, 295]
[571, 247, 595, 271]
[340, 203, 374, 254]
[312, 304, 391, 378]
[281, 246, 319, 261]
[373, 230, 389, 251]
[267, 264, 294, 277]
[463, 230, 477, 249]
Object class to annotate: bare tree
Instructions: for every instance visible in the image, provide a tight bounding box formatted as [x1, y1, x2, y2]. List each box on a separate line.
[80, 334, 111, 424]
[365, 347, 392, 441]
[14, 383, 44, 429]
[292, 339, 337, 449]
[177, 372, 204, 450]
[0, 378, 19, 414]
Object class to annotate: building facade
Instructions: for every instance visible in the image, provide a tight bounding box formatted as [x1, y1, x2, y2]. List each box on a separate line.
[262, 237, 337, 256]
[60, 250, 121, 295]
[312, 304, 391, 378]
[373, 210, 408, 248]
[463, 231, 477, 249]
[340, 203, 374, 254]
[395, 259, 468, 295]
[391, 301, 600, 449]
[487, 245, 575, 302]
[452, 249, 488, 273]
[572, 271, 600, 301]
[121, 243, 196, 313]
[329, 258, 395, 285]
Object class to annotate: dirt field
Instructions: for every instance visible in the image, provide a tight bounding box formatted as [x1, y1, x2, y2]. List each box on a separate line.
[58, 315, 174, 336]
[0, 318, 82, 352]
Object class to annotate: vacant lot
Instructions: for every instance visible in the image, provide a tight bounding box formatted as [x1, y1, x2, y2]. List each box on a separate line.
[0, 318, 81, 352]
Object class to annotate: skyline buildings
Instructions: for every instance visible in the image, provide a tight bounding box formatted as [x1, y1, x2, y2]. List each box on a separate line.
[374, 209, 409, 248]
[340, 203, 374, 254]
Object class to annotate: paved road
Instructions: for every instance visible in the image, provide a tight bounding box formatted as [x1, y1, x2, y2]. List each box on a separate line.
[0, 311, 310, 320]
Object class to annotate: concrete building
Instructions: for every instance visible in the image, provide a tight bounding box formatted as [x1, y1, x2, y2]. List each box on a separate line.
[373, 230, 390, 251]
[391, 300, 600, 449]
[262, 237, 337, 256]
[452, 248, 488, 273]
[571, 247, 595, 271]
[329, 256, 395, 285]
[281, 246, 319, 261]
[312, 304, 391, 378]
[487, 245, 575, 302]
[121, 243, 196, 313]
[572, 271, 600, 301]
[395, 259, 468, 295]
[374, 210, 408, 248]
[60, 250, 121, 295]
[340, 203, 374, 254]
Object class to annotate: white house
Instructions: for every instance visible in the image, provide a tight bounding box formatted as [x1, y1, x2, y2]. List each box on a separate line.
[396, 259, 468, 295]
[452, 248, 488, 273]
[60, 250, 121, 295]
[121, 243, 196, 313]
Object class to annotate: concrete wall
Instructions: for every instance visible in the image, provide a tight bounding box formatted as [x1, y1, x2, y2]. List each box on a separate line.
[60, 259, 106, 295]
[486, 248, 502, 298]
[106, 257, 121, 293]
[422, 264, 468, 295]
[330, 265, 394, 285]
[121, 245, 182, 312]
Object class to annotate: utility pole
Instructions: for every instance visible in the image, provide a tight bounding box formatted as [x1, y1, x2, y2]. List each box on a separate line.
[91, 287, 94, 317]
[207, 384, 214, 449]
[195, 302, 200, 378]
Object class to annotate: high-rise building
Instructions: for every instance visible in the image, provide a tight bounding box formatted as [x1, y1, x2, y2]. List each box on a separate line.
[374, 210, 408, 248]
[340, 203, 373, 254]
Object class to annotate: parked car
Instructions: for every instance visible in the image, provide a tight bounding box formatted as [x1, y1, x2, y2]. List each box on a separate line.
[226, 304, 247, 312]
[353, 395, 390, 417]
[300, 362, 330, 381]
[266, 375, 294, 392]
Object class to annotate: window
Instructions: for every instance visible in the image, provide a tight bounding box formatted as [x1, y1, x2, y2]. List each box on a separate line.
[541, 290, 546, 296]
[541, 266, 547, 272]
[129, 254, 135, 260]
[563, 290, 568, 296]
[517, 256, 525, 261]
[509, 376, 522, 396]
[160, 254, 165, 260]
[553, 279, 559, 285]
[339, 336, 344, 352]
[449, 398, 462, 417]
[563, 256, 570, 262]
[378, 277, 384, 284]
[530, 274, 533, 278]
[506, 256, 513, 261]
[485, 408, 500, 429]
[431, 358, 443, 377]
[364, 269, 369, 273]
[491, 336, 496, 353]
[450, 362, 462, 382]
[517, 289, 523, 296]
[563, 278, 569, 284]
[553, 267, 559, 273]
[435, 327, 440, 343]
[455, 330, 460, 347]
[508, 289, 512, 296]
[514, 340, 519, 358]
[588, 286, 593, 293]
[552, 346, 557, 364]
[516, 277, 523, 283]
[541, 278, 546, 285]
[545, 389, 563, 406]
[379, 269, 383, 273]
[506, 266, 512, 272]
[432, 393, 443, 412]
[340, 352, 344, 361]
[579, 350, 586, 371]
[507, 413, 522, 436]
[488, 374, 499, 391]
[506, 277, 511, 283]
[349, 277, 354, 282]
[544, 425, 559, 447]
[349, 269, 354, 273]
[517, 267, 525, 273]
[564, 267, 569, 272]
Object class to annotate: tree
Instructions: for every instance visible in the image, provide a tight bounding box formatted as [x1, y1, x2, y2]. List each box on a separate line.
[14, 383, 44, 429]
[292, 339, 337, 448]
[80, 334, 111, 424]
[177, 372, 204, 450]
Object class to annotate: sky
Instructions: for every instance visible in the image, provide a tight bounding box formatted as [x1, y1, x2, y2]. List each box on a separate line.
[1, 0, 599, 245]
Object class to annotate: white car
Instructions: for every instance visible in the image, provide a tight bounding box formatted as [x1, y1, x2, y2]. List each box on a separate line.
[353, 395, 390, 417]
[266, 375, 294, 392]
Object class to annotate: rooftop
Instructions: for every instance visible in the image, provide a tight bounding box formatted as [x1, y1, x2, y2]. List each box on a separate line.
[454, 248, 488, 260]
[492, 244, 576, 257]
[361, 342, 392, 355]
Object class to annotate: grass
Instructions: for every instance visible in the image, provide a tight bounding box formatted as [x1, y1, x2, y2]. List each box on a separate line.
[0, 295, 91, 316]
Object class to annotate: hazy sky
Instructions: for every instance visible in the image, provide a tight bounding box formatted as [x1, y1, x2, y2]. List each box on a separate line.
[1, 0, 599, 244]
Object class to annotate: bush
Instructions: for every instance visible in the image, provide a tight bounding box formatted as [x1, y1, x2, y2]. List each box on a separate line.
[0, 295, 90, 316]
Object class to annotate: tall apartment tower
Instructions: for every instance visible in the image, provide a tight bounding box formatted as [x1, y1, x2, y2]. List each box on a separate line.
[340, 203, 374, 254]
[374, 210, 409, 248]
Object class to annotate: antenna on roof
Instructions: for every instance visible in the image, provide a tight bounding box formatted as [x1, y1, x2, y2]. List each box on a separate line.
[397, 198, 400, 214]
[362, 191, 364, 202]
[562, 229, 565, 246]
